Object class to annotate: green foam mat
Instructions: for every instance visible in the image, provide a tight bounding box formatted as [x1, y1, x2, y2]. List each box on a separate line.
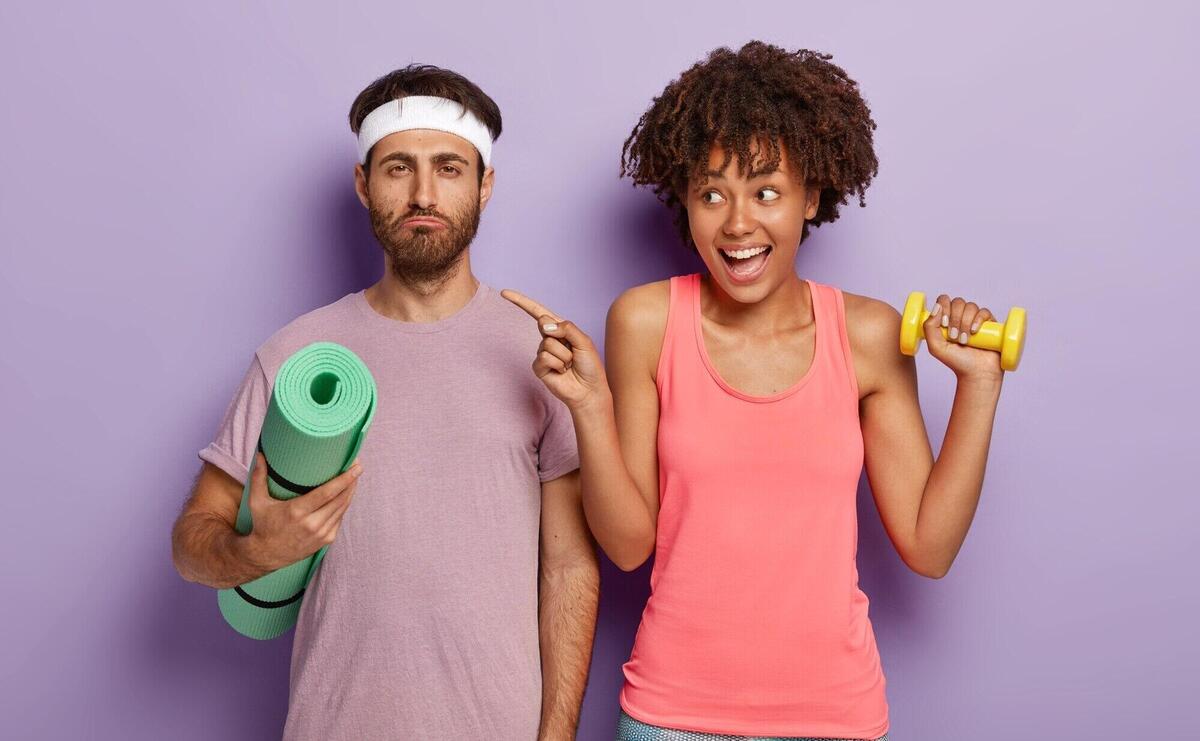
[217, 341, 376, 640]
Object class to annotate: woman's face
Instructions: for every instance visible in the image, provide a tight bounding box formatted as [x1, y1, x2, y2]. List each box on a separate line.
[685, 141, 819, 304]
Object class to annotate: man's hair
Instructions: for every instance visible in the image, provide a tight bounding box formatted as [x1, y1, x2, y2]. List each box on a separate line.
[620, 42, 879, 248]
[349, 64, 503, 183]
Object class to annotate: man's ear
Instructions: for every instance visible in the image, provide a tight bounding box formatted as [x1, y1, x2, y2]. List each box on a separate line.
[354, 162, 370, 209]
[479, 166, 496, 213]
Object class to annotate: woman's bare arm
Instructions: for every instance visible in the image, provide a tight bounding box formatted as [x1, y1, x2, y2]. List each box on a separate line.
[851, 294, 1004, 578]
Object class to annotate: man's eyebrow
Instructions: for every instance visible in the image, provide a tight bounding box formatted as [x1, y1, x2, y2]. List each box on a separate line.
[431, 152, 471, 166]
[377, 151, 417, 167]
[376, 151, 471, 168]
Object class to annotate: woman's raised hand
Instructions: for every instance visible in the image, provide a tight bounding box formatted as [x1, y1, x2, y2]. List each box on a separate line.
[923, 294, 1004, 383]
[502, 289, 609, 411]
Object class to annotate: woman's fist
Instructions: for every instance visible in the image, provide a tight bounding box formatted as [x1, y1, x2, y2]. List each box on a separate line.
[923, 294, 1004, 382]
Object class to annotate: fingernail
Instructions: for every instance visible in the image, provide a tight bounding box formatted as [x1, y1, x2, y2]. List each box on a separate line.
[941, 314, 949, 328]
[351, 464, 363, 477]
[949, 327, 959, 340]
[971, 322, 980, 333]
[958, 332, 968, 345]
[542, 323, 558, 332]
[931, 303, 942, 316]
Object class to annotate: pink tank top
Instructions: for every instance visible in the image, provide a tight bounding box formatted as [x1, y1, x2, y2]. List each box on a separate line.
[619, 273, 889, 739]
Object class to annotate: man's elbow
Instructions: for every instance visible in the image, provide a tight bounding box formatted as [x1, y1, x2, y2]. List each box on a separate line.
[170, 515, 223, 587]
[171, 526, 202, 585]
[540, 556, 601, 597]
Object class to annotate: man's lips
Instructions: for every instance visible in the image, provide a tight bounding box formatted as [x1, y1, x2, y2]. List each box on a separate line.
[402, 217, 447, 229]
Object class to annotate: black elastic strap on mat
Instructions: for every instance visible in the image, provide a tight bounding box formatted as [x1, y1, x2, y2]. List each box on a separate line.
[257, 439, 318, 495]
[234, 586, 306, 609]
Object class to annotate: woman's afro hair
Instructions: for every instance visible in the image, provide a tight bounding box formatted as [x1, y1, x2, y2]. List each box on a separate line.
[620, 41, 879, 248]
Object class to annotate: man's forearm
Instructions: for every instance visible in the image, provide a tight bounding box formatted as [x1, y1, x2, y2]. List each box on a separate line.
[537, 560, 599, 741]
[172, 513, 270, 589]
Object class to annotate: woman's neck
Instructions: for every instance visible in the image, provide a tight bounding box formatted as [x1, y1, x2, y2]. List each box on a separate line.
[700, 270, 813, 333]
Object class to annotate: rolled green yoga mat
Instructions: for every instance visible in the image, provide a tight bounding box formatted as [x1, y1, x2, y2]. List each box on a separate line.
[218, 341, 377, 640]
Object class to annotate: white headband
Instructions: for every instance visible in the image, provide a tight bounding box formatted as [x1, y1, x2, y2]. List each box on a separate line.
[356, 95, 494, 167]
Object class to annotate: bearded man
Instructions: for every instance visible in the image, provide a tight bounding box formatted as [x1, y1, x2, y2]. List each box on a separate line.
[172, 64, 598, 741]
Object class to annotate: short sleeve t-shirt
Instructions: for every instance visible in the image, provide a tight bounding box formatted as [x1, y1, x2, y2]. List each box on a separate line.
[199, 282, 580, 741]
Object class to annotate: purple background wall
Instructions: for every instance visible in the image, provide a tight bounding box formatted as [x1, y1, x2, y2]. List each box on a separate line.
[2, 1, 1196, 738]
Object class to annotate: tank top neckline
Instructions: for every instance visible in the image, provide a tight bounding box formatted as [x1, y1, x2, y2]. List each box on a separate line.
[688, 272, 823, 404]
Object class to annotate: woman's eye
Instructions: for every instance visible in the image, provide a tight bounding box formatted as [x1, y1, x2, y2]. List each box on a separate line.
[758, 188, 780, 202]
[701, 191, 725, 204]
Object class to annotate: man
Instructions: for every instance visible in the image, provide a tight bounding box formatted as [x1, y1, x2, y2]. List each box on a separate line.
[172, 64, 598, 740]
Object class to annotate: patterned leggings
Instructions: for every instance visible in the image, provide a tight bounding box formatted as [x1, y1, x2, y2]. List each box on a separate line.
[617, 710, 889, 741]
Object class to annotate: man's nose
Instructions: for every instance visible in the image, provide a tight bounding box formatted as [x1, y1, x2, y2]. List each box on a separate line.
[408, 170, 437, 211]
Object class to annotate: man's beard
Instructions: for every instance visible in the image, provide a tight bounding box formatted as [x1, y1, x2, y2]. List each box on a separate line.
[368, 195, 481, 289]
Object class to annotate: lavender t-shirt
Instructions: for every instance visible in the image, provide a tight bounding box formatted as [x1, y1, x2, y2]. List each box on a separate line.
[199, 283, 580, 740]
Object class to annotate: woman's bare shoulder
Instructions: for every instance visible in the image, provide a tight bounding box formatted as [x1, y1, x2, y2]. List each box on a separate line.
[841, 290, 901, 342]
[840, 289, 908, 394]
[609, 279, 670, 332]
[607, 279, 672, 374]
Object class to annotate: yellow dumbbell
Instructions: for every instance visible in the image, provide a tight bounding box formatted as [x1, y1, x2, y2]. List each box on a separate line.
[900, 292, 1027, 371]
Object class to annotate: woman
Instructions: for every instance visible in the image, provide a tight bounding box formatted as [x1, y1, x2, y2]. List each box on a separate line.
[505, 42, 1007, 741]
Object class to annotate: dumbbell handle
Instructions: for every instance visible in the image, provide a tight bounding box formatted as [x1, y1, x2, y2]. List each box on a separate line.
[915, 308, 1006, 353]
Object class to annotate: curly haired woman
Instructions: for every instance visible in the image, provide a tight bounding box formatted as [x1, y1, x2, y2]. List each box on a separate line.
[505, 41, 1009, 741]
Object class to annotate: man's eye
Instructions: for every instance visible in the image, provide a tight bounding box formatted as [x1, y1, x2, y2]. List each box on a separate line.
[441, 166, 460, 175]
[701, 191, 725, 204]
[389, 165, 408, 174]
[759, 188, 780, 202]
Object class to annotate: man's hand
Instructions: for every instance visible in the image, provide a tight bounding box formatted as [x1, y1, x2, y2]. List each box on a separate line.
[240, 452, 363, 572]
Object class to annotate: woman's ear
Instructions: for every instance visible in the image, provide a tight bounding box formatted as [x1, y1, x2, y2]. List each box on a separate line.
[804, 183, 820, 221]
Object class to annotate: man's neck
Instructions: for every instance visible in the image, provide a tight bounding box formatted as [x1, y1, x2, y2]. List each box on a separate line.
[365, 254, 479, 323]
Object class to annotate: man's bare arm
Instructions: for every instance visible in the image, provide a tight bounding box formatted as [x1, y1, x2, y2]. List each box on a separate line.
[537, 469, 599, 741]
[171, 455, 362, 589]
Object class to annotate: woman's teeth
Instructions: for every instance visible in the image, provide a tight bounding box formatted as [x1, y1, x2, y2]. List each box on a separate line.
[721, 245, 770, 260]
[719, 243, 773, 279]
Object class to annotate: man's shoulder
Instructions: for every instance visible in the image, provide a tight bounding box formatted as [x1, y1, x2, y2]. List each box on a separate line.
[255, 292, 362, 372]
[479, 283, 559, 342]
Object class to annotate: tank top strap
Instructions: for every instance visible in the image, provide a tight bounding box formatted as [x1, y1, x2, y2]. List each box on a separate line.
[653, 274, 700, 398]
[808, 280, 861, 404]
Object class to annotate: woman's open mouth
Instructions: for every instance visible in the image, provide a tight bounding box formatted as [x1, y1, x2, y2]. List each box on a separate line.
[718, 244, 773, 284]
